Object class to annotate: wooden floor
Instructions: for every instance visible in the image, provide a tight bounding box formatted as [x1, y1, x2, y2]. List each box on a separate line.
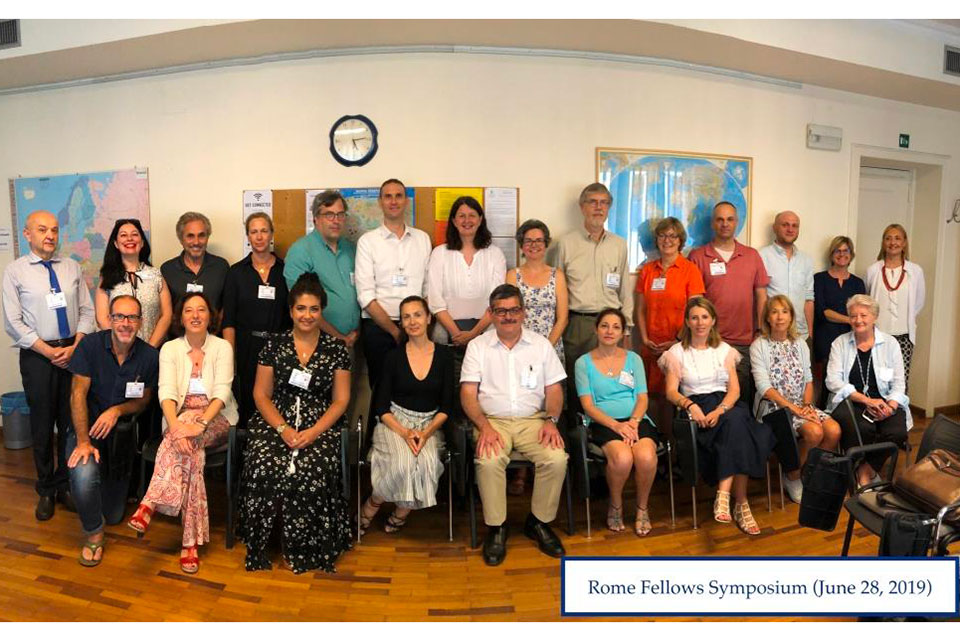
[0, 413, 951, 622]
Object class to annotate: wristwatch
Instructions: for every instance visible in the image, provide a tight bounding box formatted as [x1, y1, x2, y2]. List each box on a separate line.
[275, 423, 289, 435]
[546, 415, 560, 425]
[196, 418, 209, 428]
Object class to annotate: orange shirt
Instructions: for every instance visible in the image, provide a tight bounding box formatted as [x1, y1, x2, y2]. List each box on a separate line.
[636, 254, 706, 343]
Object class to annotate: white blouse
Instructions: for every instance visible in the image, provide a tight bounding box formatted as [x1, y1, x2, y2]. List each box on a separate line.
[658, 341, 740, 397]
[427, 243, 507, 320]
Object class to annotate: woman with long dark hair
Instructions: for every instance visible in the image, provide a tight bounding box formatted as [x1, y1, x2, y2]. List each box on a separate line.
[95, 218, 172, 347]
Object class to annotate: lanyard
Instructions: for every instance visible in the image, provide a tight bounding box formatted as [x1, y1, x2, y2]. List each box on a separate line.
[855, 349, 873, 396]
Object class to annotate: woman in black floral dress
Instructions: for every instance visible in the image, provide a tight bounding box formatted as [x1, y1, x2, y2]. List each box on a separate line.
[237, 273, 352, 573]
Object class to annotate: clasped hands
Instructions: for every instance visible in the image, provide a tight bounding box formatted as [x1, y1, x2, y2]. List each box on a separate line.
[402, 428, 432, 456]
[863, 397, 897, 420]
[613, 417, 640, 444]
[278, 420, 319, 451]
[687, 403, 723, 429]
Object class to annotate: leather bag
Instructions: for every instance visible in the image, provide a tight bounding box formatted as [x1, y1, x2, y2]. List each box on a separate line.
[893, 449, 960, 523]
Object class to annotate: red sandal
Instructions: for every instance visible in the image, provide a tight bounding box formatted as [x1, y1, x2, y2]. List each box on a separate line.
[127, 503, 154, 537]
[180, 545, 199, 574]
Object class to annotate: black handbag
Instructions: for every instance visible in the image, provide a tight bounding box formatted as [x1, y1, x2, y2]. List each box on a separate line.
[878, 512, 933, 556]
[798, 447, 851, 531]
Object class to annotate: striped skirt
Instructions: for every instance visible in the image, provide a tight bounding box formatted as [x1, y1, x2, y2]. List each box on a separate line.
[369, 403, 445, 510]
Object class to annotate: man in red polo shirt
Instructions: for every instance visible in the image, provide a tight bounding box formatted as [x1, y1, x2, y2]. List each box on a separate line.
[687, 201, 769, 407]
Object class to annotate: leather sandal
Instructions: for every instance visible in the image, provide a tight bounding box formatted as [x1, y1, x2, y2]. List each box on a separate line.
[635, 507, 652, 537]
[358, 497, 382, 537]
[733, 502, 761, 536]
[127, 503, 154, 537]
[606, 504, 624, 532]
[713, 490, 732, 523]
[384, 510, 409, 534]
[78, 540, 104, 567]
[180, 545, 200, 574]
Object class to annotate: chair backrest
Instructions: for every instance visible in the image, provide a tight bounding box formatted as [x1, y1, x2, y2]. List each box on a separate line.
[916, 414, 960, 461]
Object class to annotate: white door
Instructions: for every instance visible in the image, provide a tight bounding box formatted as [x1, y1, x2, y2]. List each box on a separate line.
[855, 167, 913, 276]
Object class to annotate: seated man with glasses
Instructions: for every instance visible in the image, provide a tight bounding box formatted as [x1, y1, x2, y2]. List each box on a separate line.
[284, 190, 360, 348]
[65, 295, 159, 566]
[460, 284, 569, 566]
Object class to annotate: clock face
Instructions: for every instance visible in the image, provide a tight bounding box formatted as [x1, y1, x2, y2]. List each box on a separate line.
[330, 115, 378, 166]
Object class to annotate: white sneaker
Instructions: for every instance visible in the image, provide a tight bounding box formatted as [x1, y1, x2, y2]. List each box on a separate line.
[783, 475, 803, 504]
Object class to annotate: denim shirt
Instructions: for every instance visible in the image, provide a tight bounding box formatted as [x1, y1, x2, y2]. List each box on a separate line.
[825, 328, 911, 430]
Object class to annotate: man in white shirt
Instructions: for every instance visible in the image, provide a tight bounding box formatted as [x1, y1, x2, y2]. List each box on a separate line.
[354, 179, 431, 389]
[461, 284, 568, 566]
[758, 210, 815, 339]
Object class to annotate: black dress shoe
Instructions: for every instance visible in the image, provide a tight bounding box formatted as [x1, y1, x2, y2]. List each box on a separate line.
[58, 491, 77, 513]
[35, 496, 55, 521]
[523, 513, 565, 558]
[482, 524, 509, 566]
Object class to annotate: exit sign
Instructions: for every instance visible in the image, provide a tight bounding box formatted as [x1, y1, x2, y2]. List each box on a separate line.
[899, 133, 910, 148]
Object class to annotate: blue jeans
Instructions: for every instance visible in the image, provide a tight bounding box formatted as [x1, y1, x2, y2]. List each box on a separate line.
[66, 429, 132, 535]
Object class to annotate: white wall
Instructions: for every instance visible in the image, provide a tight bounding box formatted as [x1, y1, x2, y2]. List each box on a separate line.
[1, 52, 959, 406]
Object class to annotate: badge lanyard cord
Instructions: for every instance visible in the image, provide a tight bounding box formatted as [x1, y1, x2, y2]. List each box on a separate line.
[287, 395, 301, 475]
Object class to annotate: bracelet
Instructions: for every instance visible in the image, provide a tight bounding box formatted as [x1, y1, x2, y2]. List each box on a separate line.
[719, 403, 729, 413]
[275, 423, 289, 435]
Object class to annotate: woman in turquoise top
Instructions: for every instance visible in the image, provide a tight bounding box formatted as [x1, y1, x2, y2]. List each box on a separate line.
[575, 308, 660, 537]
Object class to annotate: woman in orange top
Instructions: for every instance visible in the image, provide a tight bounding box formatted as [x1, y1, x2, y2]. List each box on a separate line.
[634, 217, 705, 432]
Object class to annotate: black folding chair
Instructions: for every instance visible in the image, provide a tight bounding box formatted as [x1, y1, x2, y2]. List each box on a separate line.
[568, 413, 675, 538]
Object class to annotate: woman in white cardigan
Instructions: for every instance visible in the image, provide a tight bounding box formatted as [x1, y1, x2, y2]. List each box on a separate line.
[864, 224, 924, 390]
[128, 292, 238, 574]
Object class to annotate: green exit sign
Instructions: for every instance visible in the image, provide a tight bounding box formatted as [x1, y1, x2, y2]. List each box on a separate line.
[899, 133, 910, 148]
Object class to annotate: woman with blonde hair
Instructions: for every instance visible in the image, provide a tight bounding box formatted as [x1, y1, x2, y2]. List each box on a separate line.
[751, 295, 840, 503]
[660, 297, 774, 536]
[864, 224, 924, 389]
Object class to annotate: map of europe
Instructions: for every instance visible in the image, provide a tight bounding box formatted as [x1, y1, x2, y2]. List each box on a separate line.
[12, 168, 151, 292]
[599, 151, 751, 270]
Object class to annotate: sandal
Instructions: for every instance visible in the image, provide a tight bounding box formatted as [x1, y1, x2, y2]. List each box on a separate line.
[180, 545, 200, 574]
[733, 502, 761, 536]
[384, 510, 409, 534]
[358, 497, 382, 537]
[78, 540, 104, 567]
[713, 490, 731, 523]
[606, 504, 624, 532]
[635, 507, 652, 537]
[127, 503, 154, 537]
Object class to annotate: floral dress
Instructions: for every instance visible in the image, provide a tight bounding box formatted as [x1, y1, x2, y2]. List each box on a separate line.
[108, 263, 163, 342]
[517, 268, 564, 361]
[757, 339, 830, 436]
[237, 331, 353, 574]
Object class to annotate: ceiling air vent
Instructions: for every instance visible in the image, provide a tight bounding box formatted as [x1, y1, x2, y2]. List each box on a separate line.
[0, 19, 19, 50]
[946, 45, 960, 78]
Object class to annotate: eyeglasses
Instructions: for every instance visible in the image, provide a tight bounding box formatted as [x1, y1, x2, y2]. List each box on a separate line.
[584, 198, 611, 207]
[522, 238, 546, 247]
[110, 313, 142, 323]
[492, 306, 523, 318]
[319, 212, 347, 221]
[657, 233, 680, 241]
[833, 248, 851, 255]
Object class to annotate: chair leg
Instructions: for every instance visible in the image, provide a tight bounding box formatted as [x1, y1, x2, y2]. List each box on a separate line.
[691, 486, 698, 530]
[840, 515, 855, 557]
[766, 461, 772, 512]
[447, 454, 453, 543]
[469, 486, 479, 549]
[565, 471, 575, 536]
[225, 453, 234, 549]
[356, 461, 363, 545]
[585, 497, 592, 539]
[778, 462, 785, 511]
[667, 445, 676, 529]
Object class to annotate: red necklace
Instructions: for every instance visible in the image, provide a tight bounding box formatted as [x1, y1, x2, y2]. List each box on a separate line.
[882, 263, 906, 292]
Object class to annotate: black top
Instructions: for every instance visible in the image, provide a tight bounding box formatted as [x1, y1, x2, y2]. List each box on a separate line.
[849, 348, 882, 400]
[160, 251, 231, 313]
[813, 270, 866, 362]
[69, 330, 160, 419]
[373, 343, 455, 418]
[221, 254, 292, 335]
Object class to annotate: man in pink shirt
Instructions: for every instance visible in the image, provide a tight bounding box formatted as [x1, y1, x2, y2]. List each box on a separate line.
[687, 201, 769, 406]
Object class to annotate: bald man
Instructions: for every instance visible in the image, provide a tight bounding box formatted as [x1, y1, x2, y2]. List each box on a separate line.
[758, 211, 815, 339]
[3, 211, 95, 520]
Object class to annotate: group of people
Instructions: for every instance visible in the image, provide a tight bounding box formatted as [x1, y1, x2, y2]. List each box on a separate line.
[1, 178, 924, 573]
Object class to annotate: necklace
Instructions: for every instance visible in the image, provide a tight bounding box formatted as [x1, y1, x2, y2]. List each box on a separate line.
[855, 348, 873, 396]
[252, 254, 274, 277]
[882, 264, 906, 292]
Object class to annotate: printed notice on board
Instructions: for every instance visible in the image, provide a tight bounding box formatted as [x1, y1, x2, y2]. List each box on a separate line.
[484, 187, 518, 236]
[242, 190, 273, 256]
[0, 228, 12, 253]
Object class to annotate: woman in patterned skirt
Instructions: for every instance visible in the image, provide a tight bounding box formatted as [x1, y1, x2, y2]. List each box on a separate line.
[127, 292, 238, 574]
[237, 273, 352, 573]
[359, 296, 454, 534]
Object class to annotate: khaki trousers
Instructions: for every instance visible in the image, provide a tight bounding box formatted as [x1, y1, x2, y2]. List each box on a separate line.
[474, 415, 569, 526]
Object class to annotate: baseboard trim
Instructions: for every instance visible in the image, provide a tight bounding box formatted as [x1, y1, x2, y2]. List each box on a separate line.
[933, 403, 960, 416]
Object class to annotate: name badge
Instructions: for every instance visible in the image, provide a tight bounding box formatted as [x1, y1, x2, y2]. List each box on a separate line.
[605, 272, 621, 289]
[618, 370, 635, 388]
[717, 369, 730, 383]
[258, 285, 276, 300]
[520, 366, 538, 390]
[288, 368, 312, 390]
[46, 291, 67, 310]
[139, 270, 154, 280]
[709, 262, 727, 276]
[350, 271, 356, 286]
[186, 283, 204, 293]
[125, 382, 145, 398]
[391, 273, 409, 287]
[188, 377, 207, 395]
[651, 277, 667, 291]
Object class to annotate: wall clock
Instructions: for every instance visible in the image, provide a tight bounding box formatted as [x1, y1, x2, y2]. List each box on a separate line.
[329, 114, 378, 167]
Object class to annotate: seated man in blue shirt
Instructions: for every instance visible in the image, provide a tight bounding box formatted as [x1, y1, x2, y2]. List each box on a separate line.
[66, 295, 159, 566]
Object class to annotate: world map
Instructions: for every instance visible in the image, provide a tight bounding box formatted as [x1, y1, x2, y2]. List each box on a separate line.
[599, 151, 751, 270]
[305, 187, 415, 242]
[12, 168, 151, 292]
